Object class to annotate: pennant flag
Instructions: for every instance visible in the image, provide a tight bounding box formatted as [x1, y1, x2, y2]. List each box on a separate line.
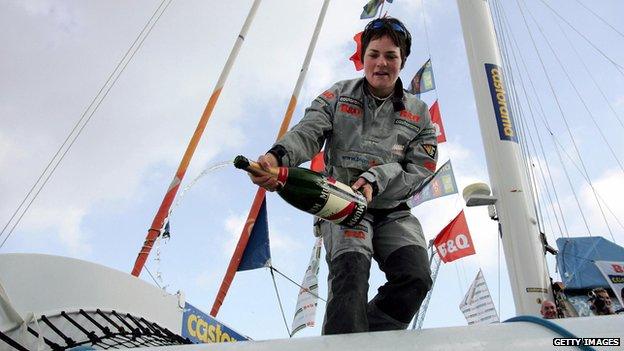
[429, 100, 447, 143]
[310, 151, 325, 172]
[349, 32, 364, 71]
[434, 210, 475, 263]
[408, 160, 458, 207]
[238, 198, 271, 271]
[360, 0, 383, 19]
[594, 260, 624, 308]
[409, 59, 436, 96]
[291, 237, 322, 336]
[459, 269, 499, 325]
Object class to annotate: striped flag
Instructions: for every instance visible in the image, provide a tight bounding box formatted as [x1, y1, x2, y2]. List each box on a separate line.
[290, 237, 322, 336]
[459, 270, 499, 324]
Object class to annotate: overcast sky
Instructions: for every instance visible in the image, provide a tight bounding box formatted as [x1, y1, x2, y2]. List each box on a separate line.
[1, 0, 623, 341]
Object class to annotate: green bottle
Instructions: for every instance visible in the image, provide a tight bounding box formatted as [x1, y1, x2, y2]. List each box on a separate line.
[234, 155, 367, 227]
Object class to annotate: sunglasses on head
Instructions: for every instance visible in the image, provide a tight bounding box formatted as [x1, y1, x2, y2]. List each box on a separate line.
[370, 19, 407, 35]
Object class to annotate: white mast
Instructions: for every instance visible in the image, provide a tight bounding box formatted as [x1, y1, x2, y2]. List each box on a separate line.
[456, 0, 552, 315]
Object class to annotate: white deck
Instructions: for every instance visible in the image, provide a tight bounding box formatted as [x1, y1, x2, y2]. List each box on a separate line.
[137, 315, 624, 351]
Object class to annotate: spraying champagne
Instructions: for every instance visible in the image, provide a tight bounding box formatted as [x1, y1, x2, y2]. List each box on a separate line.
[234, 155, 367, 227]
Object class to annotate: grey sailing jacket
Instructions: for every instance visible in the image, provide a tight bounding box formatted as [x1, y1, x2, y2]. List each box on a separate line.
[271, 77, 438, 210]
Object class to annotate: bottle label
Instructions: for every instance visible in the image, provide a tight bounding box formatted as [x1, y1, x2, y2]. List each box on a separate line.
[313, 179, 367, 227]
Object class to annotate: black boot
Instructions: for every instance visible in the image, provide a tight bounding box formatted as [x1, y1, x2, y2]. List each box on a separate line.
[368, 245, 432, 331]
[322, 251, 371, 335]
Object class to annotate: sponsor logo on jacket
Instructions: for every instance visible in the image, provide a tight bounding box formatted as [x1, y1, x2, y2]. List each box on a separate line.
[399, 109, 421, 123]
[339, 96, 363, 108]
[339, 103, 363, 117]
[421, 144, 437, 159]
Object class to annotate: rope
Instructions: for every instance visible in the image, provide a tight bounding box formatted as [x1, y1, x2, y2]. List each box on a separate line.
[269, 266, 291, 337]
[270, 265, 326, 302]
[0, 0, 174, 249]
[504, 315, 597, 351]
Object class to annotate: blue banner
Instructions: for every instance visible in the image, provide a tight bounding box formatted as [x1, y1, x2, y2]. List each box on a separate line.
[485, 63, 518, 142]
[181, 302, 248, 343]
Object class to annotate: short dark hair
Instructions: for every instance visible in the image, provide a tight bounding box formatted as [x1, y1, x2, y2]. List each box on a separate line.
[361, 17, 412, 69]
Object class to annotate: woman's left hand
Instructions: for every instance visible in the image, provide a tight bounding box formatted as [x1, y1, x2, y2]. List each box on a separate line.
[351, 177, 373, 203]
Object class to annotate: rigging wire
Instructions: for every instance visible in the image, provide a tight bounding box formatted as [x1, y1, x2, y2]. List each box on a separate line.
[526, 5, 624, 175]
[551, 11, 624, 132]
[269, 266, 291, 337]
[536, 0, 624, 78]
[501, 18, 563, 245]
[491, 1, 624, 238]
[499, 16, 565, 240]
[524, 4, 616, 240]
[144, 266, 163, 290]
[498, 5, 575, 240]
[550, 136, 624, 235]
[571, 0, 624, 40]
[0, 0, 174, 249]
[491, 0, 546, 235]
[515, 0, 594, 237]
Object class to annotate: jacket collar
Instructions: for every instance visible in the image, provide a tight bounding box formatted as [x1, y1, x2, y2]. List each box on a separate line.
[362, 77, 406, 112]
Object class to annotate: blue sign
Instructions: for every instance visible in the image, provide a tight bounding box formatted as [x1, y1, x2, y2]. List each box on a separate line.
[485, 63, 518, 143]
[181, 302, 248, 343]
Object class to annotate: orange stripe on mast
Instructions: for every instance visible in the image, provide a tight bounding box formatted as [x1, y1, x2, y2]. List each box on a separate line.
[131, 88, 221, 277]
[210, 96, 296, 316]
[210, 0, 330, 317]
[131, 0, 263, 279]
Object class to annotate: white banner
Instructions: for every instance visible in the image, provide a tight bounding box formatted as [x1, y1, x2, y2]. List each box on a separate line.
[459, 269, 499, 325]
[290, 237, 322, 336]
[594, 260, 624, 308]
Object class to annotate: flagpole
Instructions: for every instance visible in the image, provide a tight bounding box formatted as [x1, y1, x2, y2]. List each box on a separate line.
[210, 0, 332, 317]
[130, 0, 262, 277]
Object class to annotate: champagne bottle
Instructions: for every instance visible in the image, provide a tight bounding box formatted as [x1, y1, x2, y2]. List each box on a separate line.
[234, 155, 367, 227]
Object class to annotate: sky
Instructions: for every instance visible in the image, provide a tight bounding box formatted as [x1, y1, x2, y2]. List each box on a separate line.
[1, 0, 624, 341]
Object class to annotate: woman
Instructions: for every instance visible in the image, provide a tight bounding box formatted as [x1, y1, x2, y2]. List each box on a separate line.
[250, 17, 437, 334]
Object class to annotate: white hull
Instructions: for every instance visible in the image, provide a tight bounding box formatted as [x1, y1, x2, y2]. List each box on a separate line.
[137, 315, 624, 351]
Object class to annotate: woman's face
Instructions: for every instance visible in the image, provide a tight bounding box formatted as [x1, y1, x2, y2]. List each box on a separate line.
[363, 35, 402, 97]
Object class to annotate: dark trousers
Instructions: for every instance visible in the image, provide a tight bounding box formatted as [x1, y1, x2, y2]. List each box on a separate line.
[322, 245, 432, 334]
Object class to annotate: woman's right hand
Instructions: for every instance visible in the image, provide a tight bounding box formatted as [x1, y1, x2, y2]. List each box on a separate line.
[249, 153, 281, 191]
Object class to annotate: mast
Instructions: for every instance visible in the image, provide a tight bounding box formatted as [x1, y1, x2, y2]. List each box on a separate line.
[456, 0, 552, 315]
[130, 0, 262, 277]
[210, 0, 332, 317]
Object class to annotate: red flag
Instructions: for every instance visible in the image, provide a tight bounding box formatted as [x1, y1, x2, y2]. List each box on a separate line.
[310, 151, 325, 172]
[434, 210, 475, 263]
[349, 32, 364, 71]
[429, 100, 447, 143]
